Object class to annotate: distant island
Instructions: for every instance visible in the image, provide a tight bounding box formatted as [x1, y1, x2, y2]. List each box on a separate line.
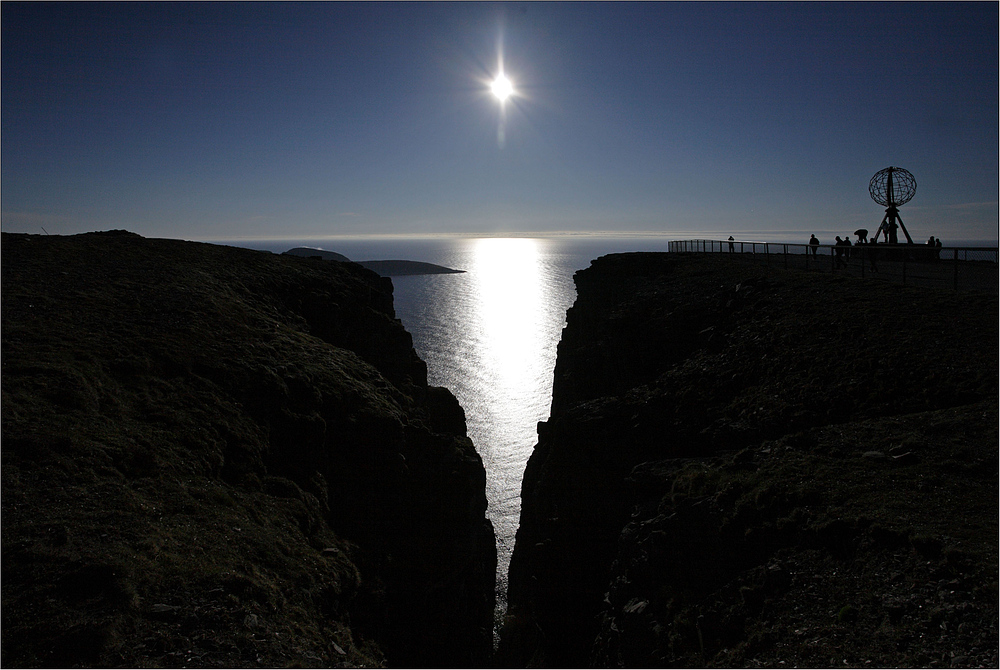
[282, 247, 351, 262]
[283, 247, 464, 276]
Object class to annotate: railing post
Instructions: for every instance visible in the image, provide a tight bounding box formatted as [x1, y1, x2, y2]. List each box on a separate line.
[783, 244, 788, 269]
[953, 249, 959, 290]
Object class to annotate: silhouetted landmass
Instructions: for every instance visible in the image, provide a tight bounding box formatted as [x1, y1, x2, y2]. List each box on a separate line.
[283, 247, 464, 276]
[498, 253, 998, 668]
[356, 260, 465, 277]
[1, 231, 495, 668]
[283, 246, 351, 262]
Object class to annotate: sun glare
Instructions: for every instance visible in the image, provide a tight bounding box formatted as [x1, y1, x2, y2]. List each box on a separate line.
[491, 74, 514, 102]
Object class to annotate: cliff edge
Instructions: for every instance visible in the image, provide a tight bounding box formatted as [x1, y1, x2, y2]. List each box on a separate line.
[499, 252, 997, 668]
[1, 231, 496, 668]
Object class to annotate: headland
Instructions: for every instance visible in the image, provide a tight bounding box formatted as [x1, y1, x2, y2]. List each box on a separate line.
[498, 252, 998, 667]
[1, 231, 494, 667]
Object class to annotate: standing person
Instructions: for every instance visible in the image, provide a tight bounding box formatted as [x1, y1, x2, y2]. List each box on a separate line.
[728, 236, 735, 252]
[809, 234, 819, 257]
[834, 236, 846, 267]
[843, 235, 852, 261]
[867, 238, 879, 273]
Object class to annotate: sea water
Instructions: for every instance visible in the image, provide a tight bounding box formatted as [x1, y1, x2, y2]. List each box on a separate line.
[213, 235, 675, 611]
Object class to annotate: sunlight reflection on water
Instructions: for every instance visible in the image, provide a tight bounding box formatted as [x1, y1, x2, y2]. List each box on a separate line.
[391, 238, 577, 612]
[474, 239, 546, 396]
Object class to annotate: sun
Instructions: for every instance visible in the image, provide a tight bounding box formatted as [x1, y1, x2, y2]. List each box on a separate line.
[491, 74, 514, 102]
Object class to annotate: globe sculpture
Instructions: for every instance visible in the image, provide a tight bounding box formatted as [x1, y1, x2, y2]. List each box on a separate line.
[869, 166, 916, 244]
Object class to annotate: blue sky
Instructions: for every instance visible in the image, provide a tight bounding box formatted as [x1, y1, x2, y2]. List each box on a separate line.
[3, 2, 997, 242]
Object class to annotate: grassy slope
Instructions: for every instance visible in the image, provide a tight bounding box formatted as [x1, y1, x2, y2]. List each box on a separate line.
[501, 253, 997, 668]
[1, 231, 493, 667]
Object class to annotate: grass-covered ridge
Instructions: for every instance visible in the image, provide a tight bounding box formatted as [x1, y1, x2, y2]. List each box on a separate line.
[500, 252, 997, 668]
[1, 231, 495, 668]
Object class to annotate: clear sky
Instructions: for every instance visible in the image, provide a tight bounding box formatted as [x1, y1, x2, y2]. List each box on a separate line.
[3, 2, 997, 242]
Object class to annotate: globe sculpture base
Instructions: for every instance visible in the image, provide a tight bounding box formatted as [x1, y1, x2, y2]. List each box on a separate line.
[875, 205, 914, 244]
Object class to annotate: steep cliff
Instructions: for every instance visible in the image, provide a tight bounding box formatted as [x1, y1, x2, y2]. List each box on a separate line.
[499, 253, 997, 667]
[1, 231, 496, 668]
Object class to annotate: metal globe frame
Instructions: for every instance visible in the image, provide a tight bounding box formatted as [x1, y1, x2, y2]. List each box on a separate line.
[869, 166, 916, 244]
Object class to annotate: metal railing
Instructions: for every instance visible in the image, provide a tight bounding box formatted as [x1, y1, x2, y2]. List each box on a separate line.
[668, 239, 999, 293]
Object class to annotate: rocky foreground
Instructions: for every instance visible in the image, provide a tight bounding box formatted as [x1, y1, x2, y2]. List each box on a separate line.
[1, 231, 495, 668]
[498, 252, 998, 668]
[4, 235, 996, 669]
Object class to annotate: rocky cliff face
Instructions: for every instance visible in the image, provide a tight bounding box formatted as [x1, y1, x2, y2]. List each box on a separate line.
[1, 231, 496, 668]
[499, 253, 998, 667]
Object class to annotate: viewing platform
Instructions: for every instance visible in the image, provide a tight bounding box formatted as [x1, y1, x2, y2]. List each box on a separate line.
[669, 239, 998, 293]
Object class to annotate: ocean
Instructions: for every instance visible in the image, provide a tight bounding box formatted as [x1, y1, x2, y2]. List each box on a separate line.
[211, 235, 677, 609]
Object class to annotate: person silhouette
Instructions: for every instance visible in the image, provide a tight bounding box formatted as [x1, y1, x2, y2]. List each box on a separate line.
[809, 234, 819, 257]
[867, 238, 879, 272]
[854, 228, 868, 244]
[728, 236, 735, 253]
[834, 236, 847, 268]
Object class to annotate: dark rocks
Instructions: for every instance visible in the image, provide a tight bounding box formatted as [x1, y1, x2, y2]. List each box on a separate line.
[1, 232, 495, 668]
[498, 253, 998, 668]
